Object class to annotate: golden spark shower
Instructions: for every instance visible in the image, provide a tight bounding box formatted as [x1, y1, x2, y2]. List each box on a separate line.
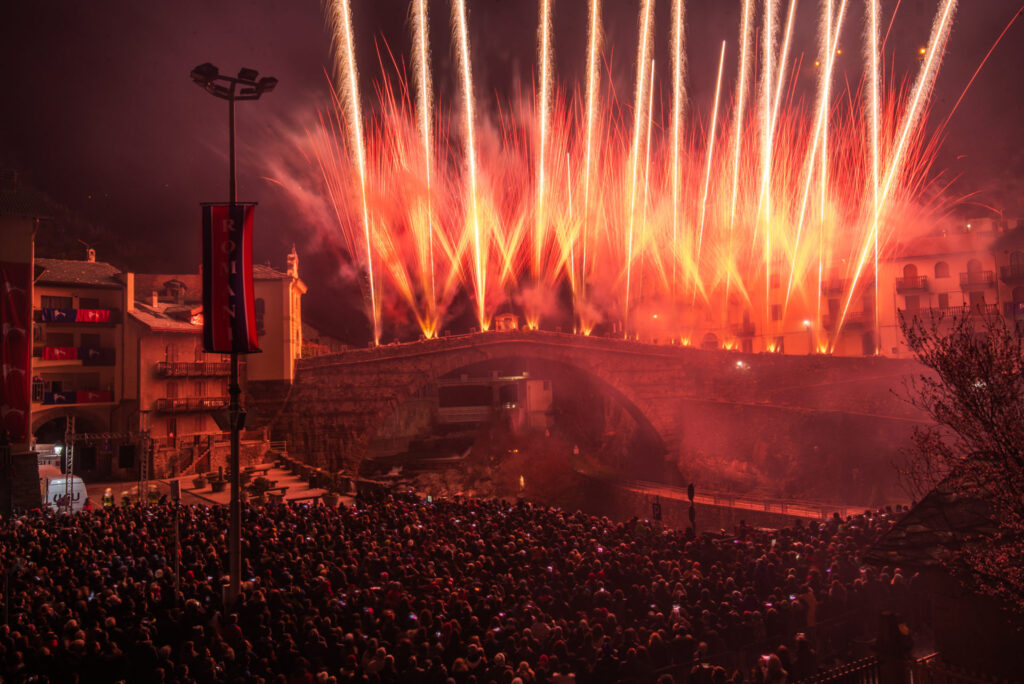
[301, 0, 959, 352]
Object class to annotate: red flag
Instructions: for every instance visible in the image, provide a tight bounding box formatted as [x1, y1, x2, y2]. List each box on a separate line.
[202, 204, 259, 353]
[1, 261, 31, 441]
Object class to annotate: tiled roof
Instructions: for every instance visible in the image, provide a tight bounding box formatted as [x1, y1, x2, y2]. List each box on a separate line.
[128, 304, 201, 333]
[0, 187, 54, 218]
[864, 483, 993, 569]
[35, 258, 123, 288]
[253, 264, 290, 280]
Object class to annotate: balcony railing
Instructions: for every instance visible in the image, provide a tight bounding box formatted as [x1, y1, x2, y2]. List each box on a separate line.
[155, 396, 229, 413]
[1004, 301, 1024, 318]
[959, 270, 995, 288]
[895, 275, 928, 292]
[822, 310, 872, 329]
[999, 264, 1024, 284]
[820, 279, 846, 295]
[35, 346, 115, 365]
[900, 304, 1000, 323]
[731, 322, 756, 337]
[37, 389, 114, 405]
[36, 308, 122, 324]
[156, 361, 230, 377]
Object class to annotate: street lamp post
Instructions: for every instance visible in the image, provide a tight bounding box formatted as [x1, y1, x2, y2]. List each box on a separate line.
[190, 62, 276, 606]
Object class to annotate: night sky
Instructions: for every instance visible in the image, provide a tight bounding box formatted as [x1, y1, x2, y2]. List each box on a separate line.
[2, 0, 1022, 343]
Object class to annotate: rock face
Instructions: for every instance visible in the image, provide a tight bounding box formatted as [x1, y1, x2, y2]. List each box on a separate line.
[266, 330, 928, 504]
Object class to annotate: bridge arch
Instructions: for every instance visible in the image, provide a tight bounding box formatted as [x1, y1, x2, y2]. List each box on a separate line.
[366, 345, 668, 457]
[284, 332, 683, 470]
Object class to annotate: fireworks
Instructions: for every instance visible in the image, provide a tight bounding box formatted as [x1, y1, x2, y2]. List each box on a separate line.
[299, 0, 958, 351]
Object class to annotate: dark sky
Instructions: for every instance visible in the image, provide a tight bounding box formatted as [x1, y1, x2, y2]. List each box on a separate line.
[2, 0, 1022, 342]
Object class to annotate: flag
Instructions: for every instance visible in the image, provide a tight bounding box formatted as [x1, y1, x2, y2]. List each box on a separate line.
[1, 261, 31, 441]
[75, 309, 111, 323]
[202, 203, 259, 353]
[43, 346, 78, 361]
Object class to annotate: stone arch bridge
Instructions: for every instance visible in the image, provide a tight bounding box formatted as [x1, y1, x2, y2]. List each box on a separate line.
[255, 330, 927, 501]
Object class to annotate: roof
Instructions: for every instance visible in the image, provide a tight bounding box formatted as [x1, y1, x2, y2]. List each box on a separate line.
[892, 230, 997, 260]
[35, 258, 124, 288]
[864, 483, 994, 570]
[253, 263, 290, 280]
[128, 302, 202, 334]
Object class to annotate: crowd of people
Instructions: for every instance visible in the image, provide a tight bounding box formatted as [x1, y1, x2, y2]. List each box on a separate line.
[0, 493, 914, 683]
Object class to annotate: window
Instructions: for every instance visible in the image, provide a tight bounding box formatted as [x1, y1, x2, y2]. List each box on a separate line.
[903, 264, 918, 279]
[80, 333, 101, 348]
[1011, 251, 1024, 271]
[167, 418, 177, 446]
[934, 261, 950, 278]
[166, 381, 178, 399]
[773, 337, 785, 353]
[741, 339, 753, 354]
[41, 295, 72, 309]
[165, 344, 177, 363]
[118, 444, 136, 469]
[904, 295, 920, 311]
[770, 273, 781, 289]
[79, 297, 100, 309]
[255, 298, 266, 336]
[967, 258, 983, 275]
[193, 380, 205, 397]
[862, 331, 876, 356]
[45, 332, 74, 347]
[937, 293, 949, 309]
[771, 305, 781, 321]
[969, 291, 986, 308]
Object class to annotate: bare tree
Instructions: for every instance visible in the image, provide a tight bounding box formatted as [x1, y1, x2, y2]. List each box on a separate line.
[900, 310, 1024, 610]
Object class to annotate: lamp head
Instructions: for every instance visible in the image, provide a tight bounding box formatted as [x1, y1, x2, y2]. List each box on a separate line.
[190, 62, 219, 86]
[237, 67, 260, 83]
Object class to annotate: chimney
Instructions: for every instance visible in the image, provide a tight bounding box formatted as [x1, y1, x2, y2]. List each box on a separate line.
[86, 248, 96, 262]
[151, 291, 159, 308]
[287, 244, 299, 278]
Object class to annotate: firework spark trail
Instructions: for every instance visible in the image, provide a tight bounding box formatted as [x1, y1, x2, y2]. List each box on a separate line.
[867, 0, 880, 352]
[328, 0, 379, 345]
[836, 0, 959, 344]
[642, 61, 656, 305]
[727, 0, 754, 300]
[295, 0, 959, 352]
[770, 0, 798, 136]
[624, 0, 654, 338]
[759, 0, 779, 329]
[451, 0, 487, 330]
[670, 0, 687, 294]
[412, 0, 436, 331]
[784, 0, 847, 311]
[582, 0, 602, 300]
[535, 0, 554, 285]
[695, 41, 727, 295]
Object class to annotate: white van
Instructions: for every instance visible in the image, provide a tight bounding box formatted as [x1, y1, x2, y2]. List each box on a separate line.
[39, 465, 89, 512]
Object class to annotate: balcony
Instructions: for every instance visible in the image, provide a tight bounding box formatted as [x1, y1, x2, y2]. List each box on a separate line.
[155, 396, 229, 414]
[822, 310, 872, 329]
[37, 389, 114, 405]
[999, 264, 1024, 285]
[821, 279, 846, 296]
[731, 322, 756, 337]
[959, 271, 995, 289]
[36, 308, 122, 324]
[901, 305, 999, 323]
[35, 346, 115, 366]
[156, 361, 230, 377]
[1004, 302, 1024, 319]
[895, 275, 929, 293]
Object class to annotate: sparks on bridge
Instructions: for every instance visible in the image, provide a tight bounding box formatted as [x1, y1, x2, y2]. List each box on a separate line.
[298, 0, 958, 352]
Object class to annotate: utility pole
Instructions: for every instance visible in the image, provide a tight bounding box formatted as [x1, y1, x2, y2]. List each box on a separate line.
[190, 63, 276, 606]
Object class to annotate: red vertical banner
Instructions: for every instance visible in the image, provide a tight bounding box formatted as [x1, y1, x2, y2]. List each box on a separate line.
[202, 203, 259, 353]
[0, 261, 32, 442]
